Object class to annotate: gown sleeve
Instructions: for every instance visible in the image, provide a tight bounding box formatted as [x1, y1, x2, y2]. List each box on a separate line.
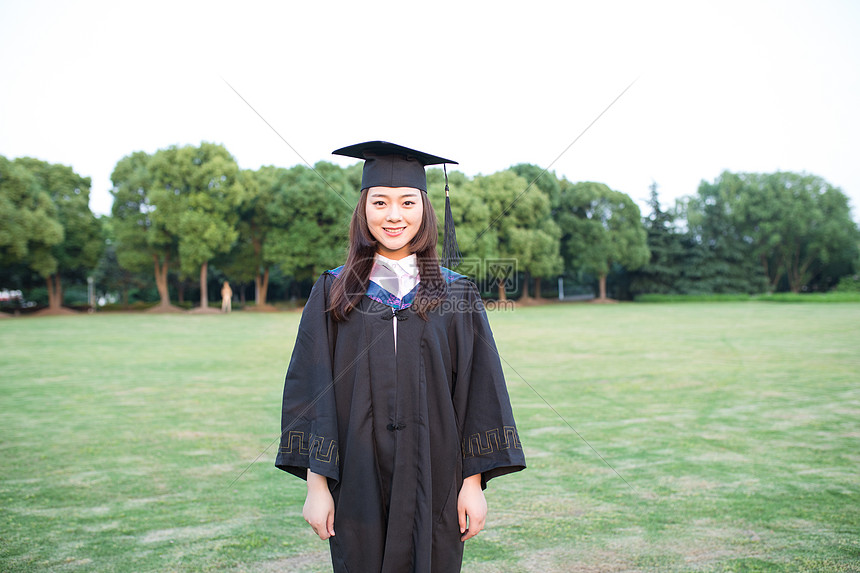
[453, 279, 526, 489]
[275, 272, 340, 483]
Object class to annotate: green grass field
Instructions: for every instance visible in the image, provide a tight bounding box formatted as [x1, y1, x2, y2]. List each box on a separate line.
[1, 303, 859, 572]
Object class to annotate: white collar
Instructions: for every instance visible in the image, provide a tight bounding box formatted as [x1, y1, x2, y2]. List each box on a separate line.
[374, 253, 419, 278]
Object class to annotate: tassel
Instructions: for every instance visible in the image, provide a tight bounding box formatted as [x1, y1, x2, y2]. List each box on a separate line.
[442, 164, 461, 269]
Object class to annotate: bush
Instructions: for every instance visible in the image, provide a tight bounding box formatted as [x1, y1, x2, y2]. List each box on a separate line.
[98, 301, 162, 312]
[757, 292, 860, 303]
[635, 293, 753, 303]
[635, 292, 860, 303]
[834, 274, 860, 293]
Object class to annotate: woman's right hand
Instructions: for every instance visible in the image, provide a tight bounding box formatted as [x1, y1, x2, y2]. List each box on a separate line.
[303, 470, 335, 540]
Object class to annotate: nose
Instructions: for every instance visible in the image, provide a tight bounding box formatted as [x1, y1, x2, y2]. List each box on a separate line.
[386, 204, 402, 222]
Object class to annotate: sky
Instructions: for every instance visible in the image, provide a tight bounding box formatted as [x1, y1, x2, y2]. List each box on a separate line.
[1, 0, 859, 220]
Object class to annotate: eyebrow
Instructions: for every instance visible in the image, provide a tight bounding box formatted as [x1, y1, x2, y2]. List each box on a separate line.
[369, 192, 420, 198]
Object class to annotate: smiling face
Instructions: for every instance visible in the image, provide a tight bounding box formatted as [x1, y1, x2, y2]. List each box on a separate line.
[365, 186, 425, 260]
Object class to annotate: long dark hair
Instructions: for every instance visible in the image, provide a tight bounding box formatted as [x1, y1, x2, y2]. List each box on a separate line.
[329, 188, 448, 321]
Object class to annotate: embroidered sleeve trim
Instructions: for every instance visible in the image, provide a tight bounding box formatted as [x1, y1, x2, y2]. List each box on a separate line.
[279, 430, 339, 466]
[462, 426, 522, 458]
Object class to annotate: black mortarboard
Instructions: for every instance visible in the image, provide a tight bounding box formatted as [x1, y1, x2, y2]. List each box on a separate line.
[332, 141, 461, 268]
[332, 141, 457, 192]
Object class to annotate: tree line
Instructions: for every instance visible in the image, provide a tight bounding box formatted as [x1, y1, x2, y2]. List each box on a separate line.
[1, 143, 858, 312]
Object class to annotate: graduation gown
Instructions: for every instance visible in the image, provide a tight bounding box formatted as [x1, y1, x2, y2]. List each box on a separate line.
[276, 266, 526, 573]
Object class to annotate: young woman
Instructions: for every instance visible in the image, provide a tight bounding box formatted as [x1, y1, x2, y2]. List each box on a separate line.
[276, 141, 525, 573]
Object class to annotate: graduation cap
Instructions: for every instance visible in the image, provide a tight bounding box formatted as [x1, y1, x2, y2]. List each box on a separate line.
[332, 140, 461, 268]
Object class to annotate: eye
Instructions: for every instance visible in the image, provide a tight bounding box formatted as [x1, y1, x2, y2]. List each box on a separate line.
[372, 200, 386, 206]
[403, 200, 416, 206]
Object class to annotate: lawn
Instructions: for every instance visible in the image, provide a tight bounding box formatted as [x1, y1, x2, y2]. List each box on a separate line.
[1, 302, 858, 572]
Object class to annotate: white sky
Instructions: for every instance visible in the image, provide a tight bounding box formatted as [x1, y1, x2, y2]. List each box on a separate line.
[2, 0, 859, 220]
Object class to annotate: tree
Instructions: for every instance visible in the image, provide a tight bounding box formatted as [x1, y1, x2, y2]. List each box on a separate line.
[147, 143, 243, 312]
[110, 150, 179, 309]
[813, 234, 859, 292]
[629, 182, 686, 295]
[458, 170, 562, 300]
[211, 169, 261, 307]
[509, 164, 564, 297]
[557, 181, 649, 300]
[510, 163, 562, 210]
[0, 156, 65, 294]
[735, 172, 859, 292]
[12, 158, 102, 311]
[265, 162, 356, 287]
[677, 184, 766, 294]
[508, 224, 563, 299]
[426, 168, 493, 274]
[688, 171, 859, 293]
[226, 166, 293, 308]
[92, 216, 153, 306]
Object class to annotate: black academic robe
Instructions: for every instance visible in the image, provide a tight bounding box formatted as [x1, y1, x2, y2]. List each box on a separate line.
[276, 266, 526, 573]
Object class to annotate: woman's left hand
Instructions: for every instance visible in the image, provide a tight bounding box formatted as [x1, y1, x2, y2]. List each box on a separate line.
[457, 474, 487, 542]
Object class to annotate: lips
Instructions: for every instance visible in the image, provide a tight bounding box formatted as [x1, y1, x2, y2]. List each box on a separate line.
[383, 227, 406, 236]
